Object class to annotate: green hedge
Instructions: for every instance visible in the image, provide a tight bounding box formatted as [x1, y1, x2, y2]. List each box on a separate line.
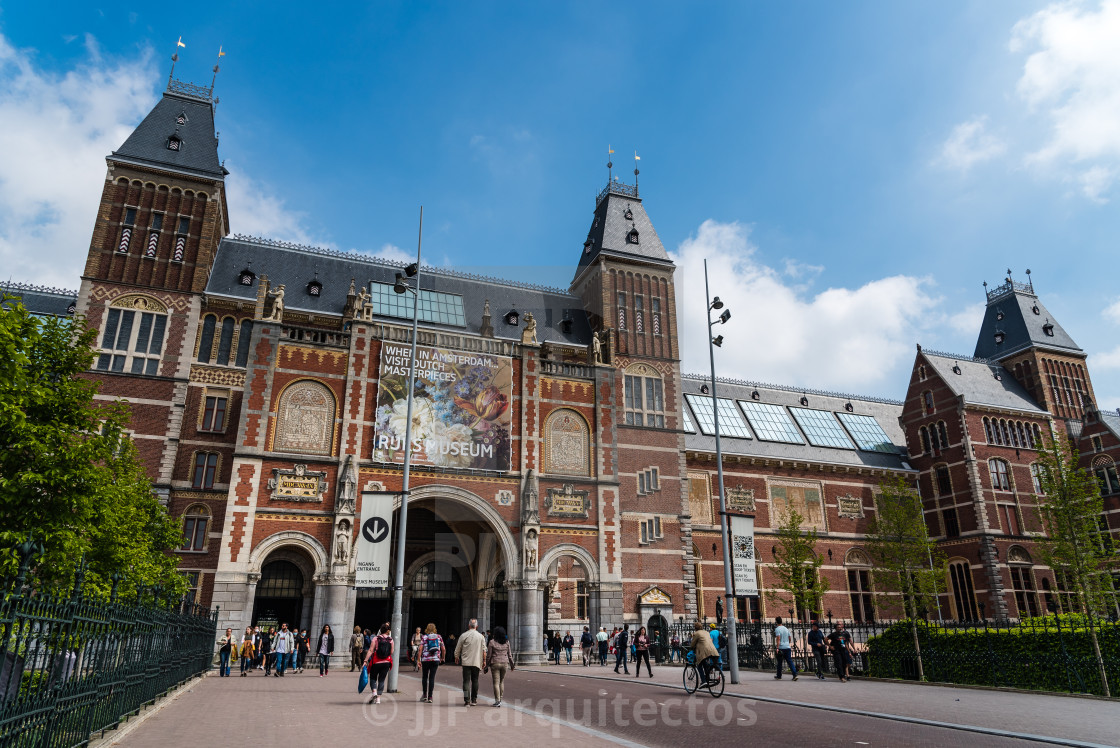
[866, 617, 1120, 697]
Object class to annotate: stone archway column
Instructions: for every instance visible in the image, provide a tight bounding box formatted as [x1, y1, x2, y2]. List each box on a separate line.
[588, 582, 602, 636]
[476, 591, 493, 633]
[512, 579, 544, 665]
[315, 573, 353, 668]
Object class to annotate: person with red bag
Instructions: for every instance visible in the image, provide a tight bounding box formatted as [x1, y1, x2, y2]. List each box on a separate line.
[365, 623, 394, 705]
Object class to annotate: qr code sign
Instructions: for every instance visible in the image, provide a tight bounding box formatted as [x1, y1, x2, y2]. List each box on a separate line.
[733, 535, 754, 560]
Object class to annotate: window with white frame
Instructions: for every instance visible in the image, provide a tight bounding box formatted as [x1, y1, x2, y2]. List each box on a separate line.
[988, 458, 1011, 491]
[625, 368, 665, 427]
[95, 299, 167, 375]
[200, 389, 229, 433]
[639, 517, 664, 545]
[637, 466, 660, 495]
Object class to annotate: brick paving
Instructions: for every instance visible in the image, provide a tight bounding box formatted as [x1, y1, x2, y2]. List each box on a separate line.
[104, 660, 1116, 748]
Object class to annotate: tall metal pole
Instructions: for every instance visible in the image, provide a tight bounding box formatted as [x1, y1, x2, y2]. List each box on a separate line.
[705, 259, 740, 685]
[387, 207, 422, 693]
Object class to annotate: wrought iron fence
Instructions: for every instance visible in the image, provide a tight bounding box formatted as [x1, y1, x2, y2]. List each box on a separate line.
[0, 556, 218, 747]
[659, 615, 1119, 698]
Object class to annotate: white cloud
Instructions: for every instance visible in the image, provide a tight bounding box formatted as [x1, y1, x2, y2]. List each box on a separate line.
[225, 169, 318, 245]
[936, 116, 1006, 171]
[947, 302, 986, 337]
[1104, 297, 1120, 324]
[671, 220, 939, 393]
[0, 33, 156, 288]
[1091, 344, 1120, 371]
[1012, 0, 1120, 199]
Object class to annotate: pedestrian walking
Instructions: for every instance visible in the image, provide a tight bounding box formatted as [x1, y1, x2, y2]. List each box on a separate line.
[484, 626, 516, 707]
[579, 627, 594, 666]
[410, 627, 423, 671]
[316, 624, 334, 676]
[272, 623, 294, 676]
[563, 631, 574, 665]
[360, 628, 372, 667]
[613, 625, 630, 674]
[550, 632, 564, 665]
[261, 628, 274, 675]
[297, 629, 310, 672]
[365, 623, 394, 705]
[596, 627, 609, 666]
[709, 624, 724, 670]
[633, 626, 653, 677]
[251, 627, 263, 670]
[349, 625, 365, 672]
[670, 632, 681, 663]
[828, 622, 854, 682]
[239, 627, 256, 676]
[217, 628, 236, 677]
[419, 623, 445, 703]
[773, 617, 798, 681]
[454, 618, 486, 706]
[808, 622, 828, 680]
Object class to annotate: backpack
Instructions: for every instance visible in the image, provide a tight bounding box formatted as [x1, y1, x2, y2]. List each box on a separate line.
[424, 635, 441, 654]
[375, 635, 392, 660]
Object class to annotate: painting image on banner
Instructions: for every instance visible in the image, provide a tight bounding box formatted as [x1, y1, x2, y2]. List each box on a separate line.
[373, 343, 512, 471]
[730, 515, 758, 597]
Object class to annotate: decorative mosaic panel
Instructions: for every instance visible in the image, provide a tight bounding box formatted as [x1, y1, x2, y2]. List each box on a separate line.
[688, 472, 713, 525]
[273, 380, 335, 455]
[727, 486, 755, 513]
[544, 409, 590, 476]
[837, 494, 865, 519]
[544, 483, 590, 518]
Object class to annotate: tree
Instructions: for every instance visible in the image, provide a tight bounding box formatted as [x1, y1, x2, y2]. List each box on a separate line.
[864, 476, 945, 681]
[767, 506, 829, 622]
[0, 297, 185, 600]
[1034, 433, 1115, 698]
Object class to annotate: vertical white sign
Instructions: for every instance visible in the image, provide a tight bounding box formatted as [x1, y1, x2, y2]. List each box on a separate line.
[355, 492, 394, 588]
[730, 515, 758, 597]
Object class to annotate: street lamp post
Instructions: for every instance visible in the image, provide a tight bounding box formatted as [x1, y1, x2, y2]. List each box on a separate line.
[386, 207, 423, 693]
[704, 258, 740, 685]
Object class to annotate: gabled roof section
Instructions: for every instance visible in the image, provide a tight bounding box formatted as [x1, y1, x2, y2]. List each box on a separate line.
[206, 235, 594, 345]
[0, 281, 77, 317]
[1100, 410, 1120, 442]
[110, 84, 225, 180]
[973, 279, 1081, 360]
[919, 348, 1047, 415]
[575, 181, 672, 278]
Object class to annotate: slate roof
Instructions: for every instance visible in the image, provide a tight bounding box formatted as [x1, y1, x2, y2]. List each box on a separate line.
[680, 374, 913, 472]
[575, 182, 673, 278]
[920, 350, 1047, 415]
[205, 236, 594, 346]
[1100, 410, 1120, 442]
[110, 88, 226, 180]
[0, 281, 77, 317]
[974, 282, 1081, 360]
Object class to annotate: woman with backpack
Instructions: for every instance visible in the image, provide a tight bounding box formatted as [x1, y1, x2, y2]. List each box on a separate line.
[483, 626, 515, 707]
[365, 623, 394, 705]
[418, 623, 445, 703]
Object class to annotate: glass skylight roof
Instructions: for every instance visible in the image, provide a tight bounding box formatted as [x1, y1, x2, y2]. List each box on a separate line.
[789, 408, 854, 449]
[685, 394, 752, 439]
[369, 282, 466, 327]
[740, 401, 804, 444]
[837, 412, 896, 453]
[682, 404, 696, 433]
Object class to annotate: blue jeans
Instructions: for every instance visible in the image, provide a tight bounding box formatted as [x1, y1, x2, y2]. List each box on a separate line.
[614, 647, 629, 672]
[287, 652, 296, 671]
[776, 648, 797, 678]
[319, 653, 330, 674]
[240, 656, 253, 674]
[218, 650, 231, 677]
[564, 647, 572, 664]
[275, 651, 288, 675]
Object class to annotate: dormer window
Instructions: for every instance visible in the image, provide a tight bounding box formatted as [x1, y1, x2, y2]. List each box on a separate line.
[1032, 305, 1040, 315]
[167, 136, 182, 151]
[306, 277, 323, 297]
[1042, 322, 1054, 337]
[952, 365, 962, 375]
[996, 308, 1004, 321]
[626, 228, 640, 244]
[624, 206, 633, 220]
[994, 331, 1005, 345]
[238, 268, 256, 286]
[504, 309, 519, 326]
[583, 239, 593, 255]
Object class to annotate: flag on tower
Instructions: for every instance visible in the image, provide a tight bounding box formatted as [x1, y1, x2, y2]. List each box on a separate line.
[177, 36, 186, 48]
[634, 152, 640, 160]
[218, 46, 225, 57]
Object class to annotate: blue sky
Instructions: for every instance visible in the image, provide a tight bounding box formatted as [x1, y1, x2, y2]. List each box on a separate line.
[2, 1, 1119, 406]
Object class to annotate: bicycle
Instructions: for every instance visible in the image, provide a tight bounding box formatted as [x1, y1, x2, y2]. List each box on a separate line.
[682, 650, 724, 698]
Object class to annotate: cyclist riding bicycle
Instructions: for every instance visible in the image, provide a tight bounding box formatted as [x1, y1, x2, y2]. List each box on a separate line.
[687, 622, 720, 683]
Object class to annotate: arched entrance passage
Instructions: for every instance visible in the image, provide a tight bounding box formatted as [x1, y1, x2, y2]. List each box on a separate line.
[489, 571, 509, 632]
[254, 560, 304, 630]
[539, 543, 601, 638]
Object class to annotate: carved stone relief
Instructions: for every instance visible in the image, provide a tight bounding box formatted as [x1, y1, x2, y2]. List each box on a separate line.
[267, 463, 328, 502]
[545, 409, 590, 476]
[727, 486, 755, 513]
[274, 380, 335, 455]
[496, 490, 514, 506]
[837, 495, 865, 519]
[544, 483, 590, 518]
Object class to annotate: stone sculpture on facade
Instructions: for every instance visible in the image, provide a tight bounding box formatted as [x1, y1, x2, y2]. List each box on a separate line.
[522, 469, 540, 525]
[591, 332, 602, 364]
[521, 312, 538, 345]
[336, 454, 357, 514]
[263, 282, 286, 322]
[524, 528, 538, 570]
[334, 520, 350, 564]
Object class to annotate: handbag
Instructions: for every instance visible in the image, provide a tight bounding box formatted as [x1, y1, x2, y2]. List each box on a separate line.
[358, 663, 369, 694]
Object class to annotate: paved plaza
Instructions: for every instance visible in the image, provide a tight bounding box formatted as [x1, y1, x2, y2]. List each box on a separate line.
[102, 661, 1118, 748]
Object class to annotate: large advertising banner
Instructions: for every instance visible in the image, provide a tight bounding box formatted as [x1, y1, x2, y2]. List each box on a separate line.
[730, 515, 759, 597]
[372, 343, 513, 471]
[355, 492, 394, 588]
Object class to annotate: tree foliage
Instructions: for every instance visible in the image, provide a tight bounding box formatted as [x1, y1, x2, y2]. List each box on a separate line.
[767, 506, 828, 621]
[865, 476, 945, 620]
[0, 298, 184, 600]
[1033, 432, 1115, 697]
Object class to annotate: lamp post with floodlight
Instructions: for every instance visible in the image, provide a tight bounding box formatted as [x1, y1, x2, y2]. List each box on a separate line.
[704, 258, 740, 685]
[386, 208, 422, 693]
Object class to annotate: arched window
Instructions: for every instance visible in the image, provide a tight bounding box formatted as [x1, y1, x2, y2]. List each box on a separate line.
[919, 426, 932, 454]
[197, 314, 217, 363]
[216, 317, 235, 366]
[934, 464, 952, 496]
[624, 364, 664, 428]
[937, 421, 949, 450]
[181, 504, 211, 552]
[95, 295, 168, 375]
[947, 559, 978, 621]
[984, 418, 995, 444]
[845, 549, 874, 622]
[1040, 577, 1056, 614]
[1094, 456, 1120, 495]
[1008, 547, 1038, 618]
[1016, 422, 1028, 448]
[192, 452, 220, 489]
[235, 320, 253, 367]
[922, 391, 934, 414]
[1032, 423, 1043, 446]
[918, 365, 927, 381]
[543, 408, 591, 476]
[1000, 420, 1012, 446]
[988, 458, 1011, 491]
[1030, 463, 1045, 494]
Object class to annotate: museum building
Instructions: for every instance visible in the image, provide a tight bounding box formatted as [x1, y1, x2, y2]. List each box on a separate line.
[5, 73, 1118, 660]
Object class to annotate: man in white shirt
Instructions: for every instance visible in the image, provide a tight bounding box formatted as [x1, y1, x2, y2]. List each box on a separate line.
[454, 619, 487, 706]
[273, 623, 295, 677]
[773, 617, 798, 681]
[595, 627, 609, 666]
